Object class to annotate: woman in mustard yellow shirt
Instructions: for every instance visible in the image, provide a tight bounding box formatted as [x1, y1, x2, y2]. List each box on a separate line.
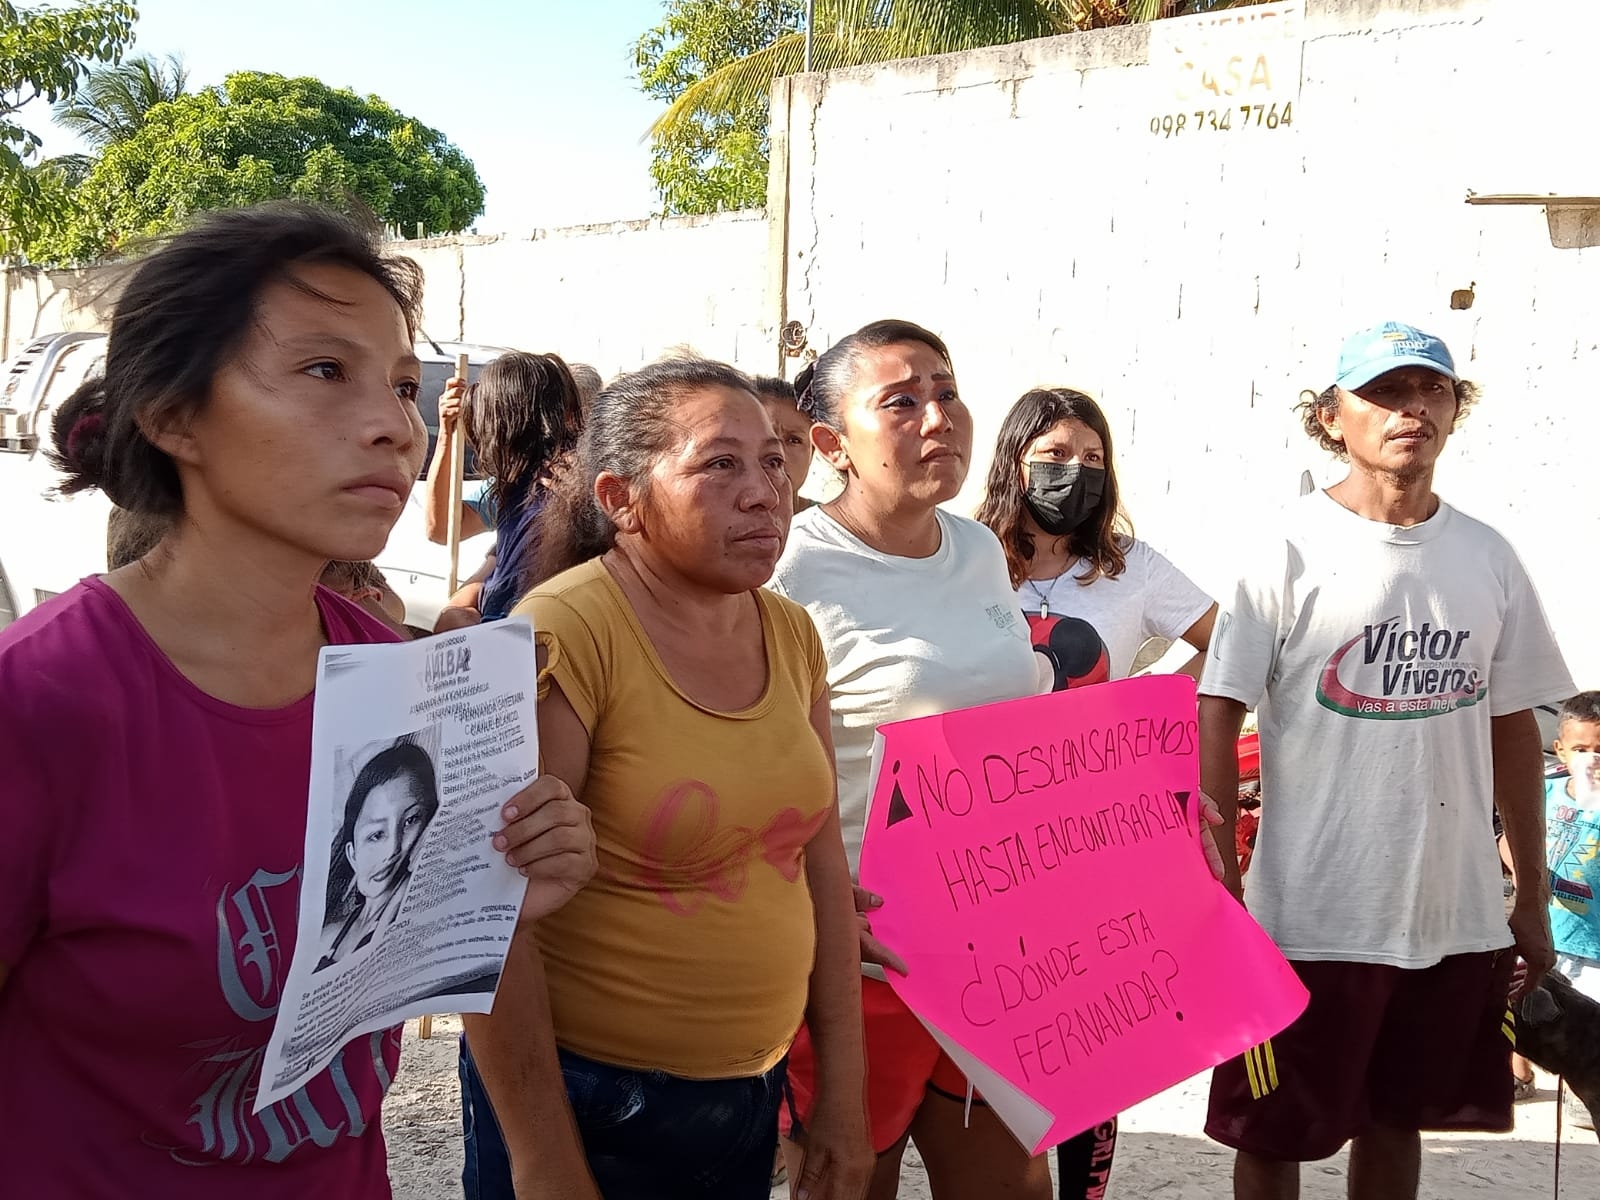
[465, 358, 871, 1200]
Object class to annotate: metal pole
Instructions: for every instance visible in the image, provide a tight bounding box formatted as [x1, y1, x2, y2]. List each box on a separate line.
[446, 351, 471, 596]
[804, 0, 814, 71]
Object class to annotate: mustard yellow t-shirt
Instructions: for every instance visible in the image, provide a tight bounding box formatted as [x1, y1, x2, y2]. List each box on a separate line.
[513, 558, 835, 1079]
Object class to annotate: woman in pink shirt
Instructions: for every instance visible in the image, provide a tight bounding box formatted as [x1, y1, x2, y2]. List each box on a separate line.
[0, 202, 598, 1199]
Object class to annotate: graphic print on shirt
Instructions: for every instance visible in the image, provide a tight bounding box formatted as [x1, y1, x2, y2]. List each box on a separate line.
[1026, 612, 1111, 693]
[1547, 782, 1600, 961]
[985, 603, 1021, 635]
[1315, 615, 1485, 720]
[165, 867, 398, 1167]
[633, 779, 829, 916]
[1549, 803, 1600, 910]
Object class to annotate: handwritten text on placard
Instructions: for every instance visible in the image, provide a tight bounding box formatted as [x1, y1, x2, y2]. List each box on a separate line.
[858, 676, 1307, 1152]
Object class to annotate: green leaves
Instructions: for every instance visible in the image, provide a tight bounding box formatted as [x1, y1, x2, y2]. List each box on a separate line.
[23, 71, 487, 265]
[0, 0, 136, 106]
[0, 0, 136, 257]
[636, 0, 803, 216]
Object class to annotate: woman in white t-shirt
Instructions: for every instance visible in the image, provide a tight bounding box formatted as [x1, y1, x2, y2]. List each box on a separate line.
[769, 320, 1050, 1200]
[977, 387, 1217, 689]
[975, 386, 1216, 1200]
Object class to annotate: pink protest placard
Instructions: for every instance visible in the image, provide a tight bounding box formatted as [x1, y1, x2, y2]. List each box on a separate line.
[858, 674, 1307, 1154]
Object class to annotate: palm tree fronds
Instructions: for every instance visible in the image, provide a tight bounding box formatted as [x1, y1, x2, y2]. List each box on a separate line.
[648, 0, 1257, 151]
[651, 0, 1075, 142]
[52, 52, 189, 150]
[650, 30, 884, 140]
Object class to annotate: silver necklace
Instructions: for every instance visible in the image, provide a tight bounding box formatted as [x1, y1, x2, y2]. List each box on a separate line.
[1023, 557, 1079, 619]
[1024, 572, 1062, 619]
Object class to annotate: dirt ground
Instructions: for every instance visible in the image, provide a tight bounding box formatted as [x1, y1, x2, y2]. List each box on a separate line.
[384, 1016, 1598, 1199]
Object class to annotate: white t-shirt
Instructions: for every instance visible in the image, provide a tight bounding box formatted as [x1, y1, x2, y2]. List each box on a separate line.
[770, 506, 1040, 877]
[1016, 539, 1213, 683]
[1201, 490, 1574, 968]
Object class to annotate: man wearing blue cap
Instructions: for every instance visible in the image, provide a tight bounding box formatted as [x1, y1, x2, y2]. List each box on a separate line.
[1197, 322, 1573, 1199]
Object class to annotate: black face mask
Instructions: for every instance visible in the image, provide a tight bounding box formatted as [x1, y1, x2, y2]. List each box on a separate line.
[1023, 462, 1106, 536]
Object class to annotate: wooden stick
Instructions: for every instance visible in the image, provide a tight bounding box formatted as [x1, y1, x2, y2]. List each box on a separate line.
[446, 352, 470, 595]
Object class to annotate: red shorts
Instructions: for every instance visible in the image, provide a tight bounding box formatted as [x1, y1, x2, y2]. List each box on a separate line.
[780, 976, 979, 1153]
[1206, 950, 1516, 1161]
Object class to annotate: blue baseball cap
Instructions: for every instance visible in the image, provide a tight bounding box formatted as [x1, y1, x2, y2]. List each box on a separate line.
[1334, 321, 1457, 391]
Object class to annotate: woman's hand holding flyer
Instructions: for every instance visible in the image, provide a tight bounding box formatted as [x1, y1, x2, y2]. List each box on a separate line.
[492, 780, 597, 923]
[255, 617, 568, 1111]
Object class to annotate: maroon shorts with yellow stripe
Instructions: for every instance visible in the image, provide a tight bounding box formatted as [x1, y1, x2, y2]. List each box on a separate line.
[1205, 950, 1515, 1162]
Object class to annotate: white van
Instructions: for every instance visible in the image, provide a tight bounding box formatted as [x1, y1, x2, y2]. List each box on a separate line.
[0, 332, 500, 632]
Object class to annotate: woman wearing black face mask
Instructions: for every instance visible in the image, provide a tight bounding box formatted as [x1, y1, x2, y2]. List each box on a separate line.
[978, 387, 1218, 691]
[976, 387, 1217, 1195]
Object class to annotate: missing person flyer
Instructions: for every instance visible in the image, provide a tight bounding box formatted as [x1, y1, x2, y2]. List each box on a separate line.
[255, 618, 538, 1111]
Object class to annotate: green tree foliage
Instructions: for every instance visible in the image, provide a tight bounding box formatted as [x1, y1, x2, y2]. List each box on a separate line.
[636, 0, 802, 216]
[52, 50, 186, 149]
[28, 71, 486, 265]
[641, 0, 1254, 214]
[0, 0, 136, 257]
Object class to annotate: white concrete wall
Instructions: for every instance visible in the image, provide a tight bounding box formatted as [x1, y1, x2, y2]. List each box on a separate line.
[779, 0, 1600, 684]
[389, 211, 771, 376]
[1, 209, 772, 377]
[0, 264, 121, 359]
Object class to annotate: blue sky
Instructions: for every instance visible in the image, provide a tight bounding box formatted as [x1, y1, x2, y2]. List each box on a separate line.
[23, 0, 672, 232]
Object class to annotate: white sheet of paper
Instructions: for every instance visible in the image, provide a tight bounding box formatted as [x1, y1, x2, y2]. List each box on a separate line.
[867, 729, 887, 818]
[920, 1020, 1056, 1151]
[255, 618, 538, 1111]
